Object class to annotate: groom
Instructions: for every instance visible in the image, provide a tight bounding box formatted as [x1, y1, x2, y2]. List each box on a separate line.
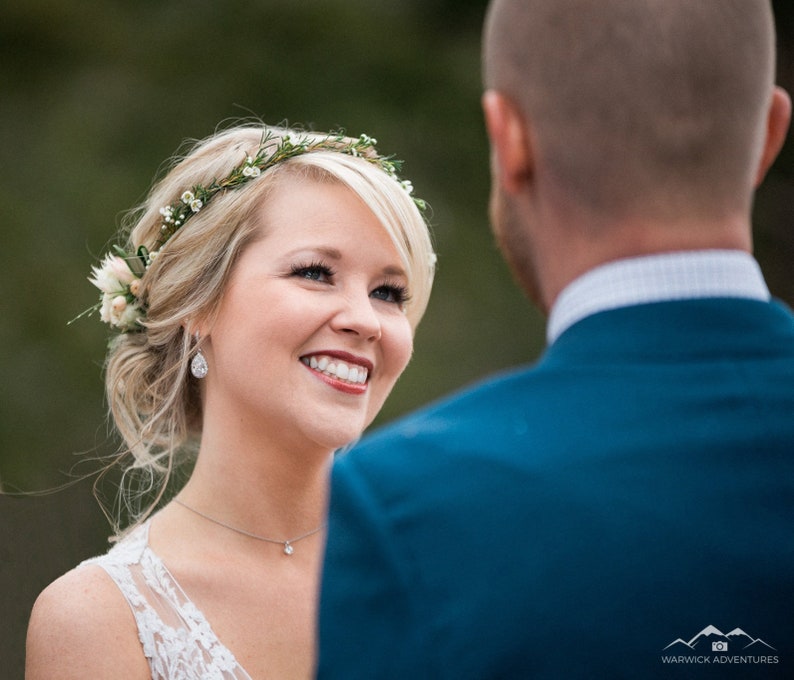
[317, 0, 794, 678]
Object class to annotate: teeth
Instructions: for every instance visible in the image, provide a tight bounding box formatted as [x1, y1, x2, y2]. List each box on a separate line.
[301, 355, 368, 384]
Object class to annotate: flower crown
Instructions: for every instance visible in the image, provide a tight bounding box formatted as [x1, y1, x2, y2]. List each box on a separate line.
[80, 130, 426, 333]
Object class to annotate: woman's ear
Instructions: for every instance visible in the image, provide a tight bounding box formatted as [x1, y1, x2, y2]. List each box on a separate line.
[755, 85, 791, 187]
[185, 318, 209, 342]
[482, 89, 535, 195]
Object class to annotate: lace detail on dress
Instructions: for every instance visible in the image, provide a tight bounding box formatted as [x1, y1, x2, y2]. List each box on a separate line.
[82, 523, 251, 680]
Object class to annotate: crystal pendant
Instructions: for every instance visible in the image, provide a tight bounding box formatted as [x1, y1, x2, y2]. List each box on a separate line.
[283, 542, 294, 556]
[190, 351, 208, 379]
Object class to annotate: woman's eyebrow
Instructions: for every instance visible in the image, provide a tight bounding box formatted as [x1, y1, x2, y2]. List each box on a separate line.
[286, 245, 343, 260]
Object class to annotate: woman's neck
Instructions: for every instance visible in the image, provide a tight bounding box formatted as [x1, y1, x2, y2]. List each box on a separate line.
[179, 417, 334, 540]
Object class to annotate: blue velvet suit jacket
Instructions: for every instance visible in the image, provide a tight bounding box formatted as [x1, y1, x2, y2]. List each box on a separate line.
[318, 298, 794, 679]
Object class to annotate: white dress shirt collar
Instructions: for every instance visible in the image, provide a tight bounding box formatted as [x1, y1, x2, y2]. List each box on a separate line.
[547, 250, 770, 345]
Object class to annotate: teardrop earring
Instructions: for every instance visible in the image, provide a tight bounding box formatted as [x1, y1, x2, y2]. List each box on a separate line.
[190, 336, 208, 379]
[190, 350, 208, 379]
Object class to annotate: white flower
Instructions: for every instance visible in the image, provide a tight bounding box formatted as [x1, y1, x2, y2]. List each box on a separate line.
[110, 256, 137, 285]
[400, 179, 414, 195]
[111, 295, 127, 314]
[359, 134, 377, 146]
[90, 251, 145, 330]
[242, 165, 261, 177]
[99, 294, 113, 323]
[181, 191, 195, 203]
[190, 198, 203, 212]
[123, 308, 143, 330]
[113, 299, 144, 330]
[89, 266, 117, 296]
[89, 254, 134, 294]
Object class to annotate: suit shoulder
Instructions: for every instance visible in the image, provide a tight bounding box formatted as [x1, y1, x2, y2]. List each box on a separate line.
[360, 363, 547, 448]
[26, 564, 148, 679]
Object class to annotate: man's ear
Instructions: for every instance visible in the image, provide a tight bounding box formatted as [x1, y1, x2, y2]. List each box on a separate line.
[482, 89, 534, 195]
[755, 85, 791, 187]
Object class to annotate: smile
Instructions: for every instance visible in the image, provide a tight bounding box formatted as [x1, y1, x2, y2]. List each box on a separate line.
[300, 354, 370, 385]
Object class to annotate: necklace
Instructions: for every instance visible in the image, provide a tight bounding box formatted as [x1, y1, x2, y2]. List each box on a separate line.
[173, 498, 325, 556]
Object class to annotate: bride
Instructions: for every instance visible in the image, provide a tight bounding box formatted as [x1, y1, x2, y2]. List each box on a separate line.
[26, 124, 435, 679]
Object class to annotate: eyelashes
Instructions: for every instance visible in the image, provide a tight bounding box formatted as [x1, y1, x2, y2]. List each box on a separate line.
[372, 281, 410, 306]
[289, 260, 410, 306]
[290, 260, 334, 282]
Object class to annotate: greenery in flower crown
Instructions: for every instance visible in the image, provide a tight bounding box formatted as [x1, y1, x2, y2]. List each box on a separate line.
[76, 130, 426, 334]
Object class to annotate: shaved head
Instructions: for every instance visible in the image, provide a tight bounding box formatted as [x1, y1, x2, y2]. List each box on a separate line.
[483, 0, 777, 221]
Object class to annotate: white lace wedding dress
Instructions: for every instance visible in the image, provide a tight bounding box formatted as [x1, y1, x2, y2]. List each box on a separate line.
[83, 522, 252, 679]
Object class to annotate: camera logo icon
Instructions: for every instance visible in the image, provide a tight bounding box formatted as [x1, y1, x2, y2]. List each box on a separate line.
[712, 641, 728, 652]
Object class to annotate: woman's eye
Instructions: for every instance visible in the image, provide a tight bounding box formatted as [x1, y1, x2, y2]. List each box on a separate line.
[291, 263, 334, 282]
[371, 284, 410, 305]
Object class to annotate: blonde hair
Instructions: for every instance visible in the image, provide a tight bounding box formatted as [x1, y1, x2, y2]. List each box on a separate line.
[102, 124, 435, 532]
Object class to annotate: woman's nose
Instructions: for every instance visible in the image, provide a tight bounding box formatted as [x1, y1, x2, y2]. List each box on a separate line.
[330, 291, 382, 341]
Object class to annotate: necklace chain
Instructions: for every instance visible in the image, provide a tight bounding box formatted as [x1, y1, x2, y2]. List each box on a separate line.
[173, 498, 325, 556]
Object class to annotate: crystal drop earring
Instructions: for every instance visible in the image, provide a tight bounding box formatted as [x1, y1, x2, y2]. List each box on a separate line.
[191, 351, 208, 379]
[190, 335, 208, 379]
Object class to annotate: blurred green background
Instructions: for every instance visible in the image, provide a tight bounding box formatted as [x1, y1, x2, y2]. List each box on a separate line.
[1, 1, 792, 676]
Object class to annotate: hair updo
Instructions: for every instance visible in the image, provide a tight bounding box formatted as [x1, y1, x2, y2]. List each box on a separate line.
[100, 123, 435, 532]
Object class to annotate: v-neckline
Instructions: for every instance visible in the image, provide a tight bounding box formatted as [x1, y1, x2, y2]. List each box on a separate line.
[141, 521, 254, 679]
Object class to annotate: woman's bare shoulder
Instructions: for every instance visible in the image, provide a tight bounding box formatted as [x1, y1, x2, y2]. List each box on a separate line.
[26, 564, 149, 679]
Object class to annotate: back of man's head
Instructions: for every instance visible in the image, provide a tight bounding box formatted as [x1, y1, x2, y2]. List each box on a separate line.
[483, 0, 776, 223]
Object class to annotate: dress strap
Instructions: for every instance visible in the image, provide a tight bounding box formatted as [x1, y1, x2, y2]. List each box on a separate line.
[83, 521, 250, 679]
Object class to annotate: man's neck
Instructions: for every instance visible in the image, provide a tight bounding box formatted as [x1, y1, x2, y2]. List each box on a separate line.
[536, 212, 752, 313]
[546, 250, 769, 344]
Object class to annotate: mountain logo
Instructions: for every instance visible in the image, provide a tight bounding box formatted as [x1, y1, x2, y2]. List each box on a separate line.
[663, 625, 776, 653]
